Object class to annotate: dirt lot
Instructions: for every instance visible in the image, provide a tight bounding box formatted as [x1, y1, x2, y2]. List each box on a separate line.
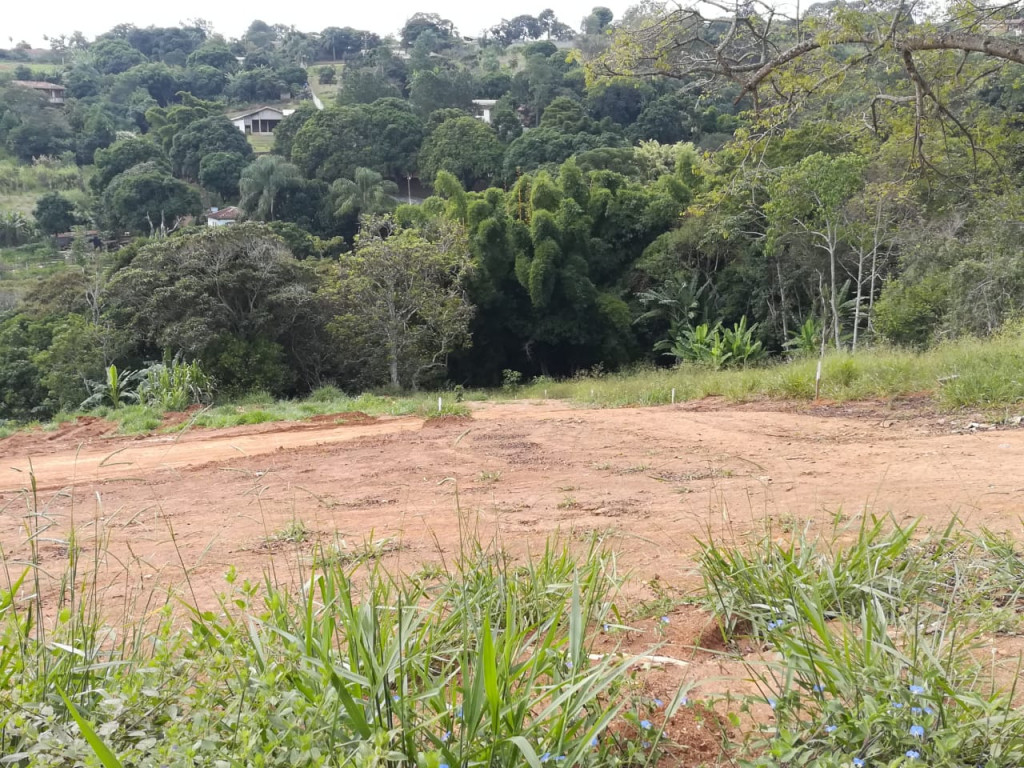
[2, 396, 1022, 603]
[3, 397, 1023, 755]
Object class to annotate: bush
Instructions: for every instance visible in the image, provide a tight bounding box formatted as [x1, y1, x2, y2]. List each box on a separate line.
[874, 274, 950, 347]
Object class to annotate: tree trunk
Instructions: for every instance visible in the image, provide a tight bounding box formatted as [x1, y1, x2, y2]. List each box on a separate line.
[852, 247, 864, 352]
[828, 222, 840, 350]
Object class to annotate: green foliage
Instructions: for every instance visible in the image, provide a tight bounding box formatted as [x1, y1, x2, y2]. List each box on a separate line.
[239, 155, 302, 221]
[330, 167, 399, 218]
[169, 115, 253, 181]
[91, 136, 169, 193]
[874, 275, 950, 348]
[664, 317, 763, 368]
[198, 151, 248, 200]
[329, 217, 474, 389]
[81, 364, 141, 409]
[101, 162, 202, 235]
[31, 191, 77, 235]
[419, 117, 504, 190]
[137, 357, 213, 410]
[701, 518, 1024, 766]
[1, 531, 656, 768]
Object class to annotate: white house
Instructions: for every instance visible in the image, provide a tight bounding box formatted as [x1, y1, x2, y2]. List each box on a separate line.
[229, 106, 295, 134]
[472, 99, 498, 124]
[206, 206, 242, 227]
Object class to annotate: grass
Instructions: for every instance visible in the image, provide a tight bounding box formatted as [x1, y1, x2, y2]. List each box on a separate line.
[516, 325, 1024, 415]
[308, 61, 342, 107]
[2, 512, 670, 767]
[246, 133, 275, 153]
[698, 515, 1024, 765]
[4, 467, 1024, 765]
[12, 325, 1024, 438]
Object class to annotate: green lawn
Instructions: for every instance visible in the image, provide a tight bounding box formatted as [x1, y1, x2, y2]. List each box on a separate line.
[247, 133, 275, 153]
[308, 61, 342, 107]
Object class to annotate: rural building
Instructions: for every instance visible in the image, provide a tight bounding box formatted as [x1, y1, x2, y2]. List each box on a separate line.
[472, 99, 498, 124]
[206, 206, 242, 227]
[12, 80, 66, 104]
[229, 106, 294, 134]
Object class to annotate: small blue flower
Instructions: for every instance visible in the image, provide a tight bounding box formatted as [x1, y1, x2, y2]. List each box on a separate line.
[813, 684, 825, 693]
[853, 759, 865, 768]
[909, 685, 925, 695]
[911, 707, 922, 715]
[642, 741, 651, 749]
[441, 731, 451, 743]
[566, 660, 573, 669]
[554, 758, 567, 763]
[905, 750, 920, 760]
[640, 719, 652, 730]
[891, 702, 904, 709]
[661, 616, 670, 624]
[909, 725, 924, 738]
[392, 694, 400, 702]
[456, 705, 463, 718]
[540, 753, 551, 763]
[923, 706, 934, 715]
[653, 698, 664, 708]
[680, 695, 688, 706]
[440, 764, 450, 768]
[825, 725, 837, 733]
[603, 623, 610, 631]
[590, 736, 599, 747]
[768, 698, 777, 710]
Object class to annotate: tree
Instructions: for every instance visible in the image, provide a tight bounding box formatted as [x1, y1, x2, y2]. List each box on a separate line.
[409, 69, 476, 115]
[594, 0, 1024, 167]
[104, 224, 328, 394]
[92, 136, 168, 193]
[90, 38, 147, 74]
[186, 41, 238, 72]
[239, 155, 302, 221]
[226, 67, 286, 102]
[419, 117, 504, 189]
[401, 13, 456, 48]
[169, 115, 253, 181]
[199, 151, 249, 200]
[766, 152, 866, 350]
[180, 64, 229, 99]
[33, 192, 77, 236]
[122, 62, 181, 106]
[330, 168, 399, 218]
[583, 7, 614, 35]
[336, 67, 403, 105]
[330, 217, 474, 389]
[102, 162, 202, 236]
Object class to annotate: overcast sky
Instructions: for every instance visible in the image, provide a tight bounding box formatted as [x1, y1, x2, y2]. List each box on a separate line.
[2, 0, 634, 48]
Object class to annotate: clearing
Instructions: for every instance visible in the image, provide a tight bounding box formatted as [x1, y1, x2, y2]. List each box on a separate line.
[2, 397, 1021, 607]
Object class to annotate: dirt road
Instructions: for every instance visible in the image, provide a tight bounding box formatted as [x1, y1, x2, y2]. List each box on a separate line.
[1, 399, 1022, 607]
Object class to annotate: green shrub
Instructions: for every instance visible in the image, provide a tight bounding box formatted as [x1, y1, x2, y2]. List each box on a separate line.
[874, 274, 950, 347]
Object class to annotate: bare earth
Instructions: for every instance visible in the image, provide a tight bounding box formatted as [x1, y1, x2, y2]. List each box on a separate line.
[3, 397, 1023, 757]
[2, 398, 1023, 601]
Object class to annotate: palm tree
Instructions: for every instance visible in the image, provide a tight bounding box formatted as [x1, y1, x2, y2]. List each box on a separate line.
[239, 156, 301, 221]
[330, 167, 399, 218]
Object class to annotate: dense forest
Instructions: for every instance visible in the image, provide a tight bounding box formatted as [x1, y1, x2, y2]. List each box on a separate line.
[0, 1, 1023, 421]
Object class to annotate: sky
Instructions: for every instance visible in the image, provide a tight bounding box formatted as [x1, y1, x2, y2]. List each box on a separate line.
[1, 0, 634, 48]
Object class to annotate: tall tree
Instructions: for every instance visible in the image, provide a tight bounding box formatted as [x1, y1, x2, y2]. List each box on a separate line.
[239, 155, 302, 221]
[330, 168, 399, 218]
[329, 217, 474, 389]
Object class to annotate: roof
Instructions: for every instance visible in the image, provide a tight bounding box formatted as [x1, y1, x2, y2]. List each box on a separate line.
[12, 80, 66, 91]
[229, 105, 285, 120]
[207, 206, 242, 221]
